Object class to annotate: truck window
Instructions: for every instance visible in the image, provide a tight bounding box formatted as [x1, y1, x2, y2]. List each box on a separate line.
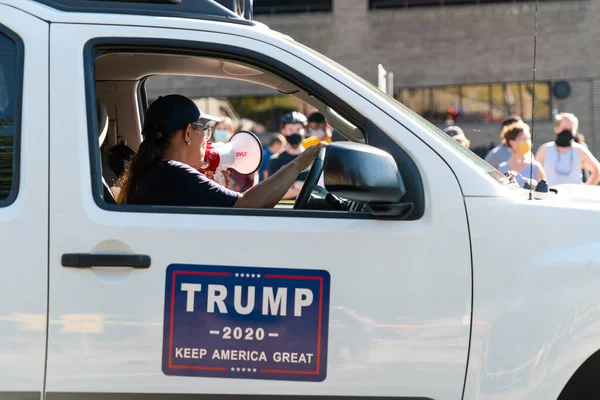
[0, 29, 20, 204]
[88, 46, 421, 219]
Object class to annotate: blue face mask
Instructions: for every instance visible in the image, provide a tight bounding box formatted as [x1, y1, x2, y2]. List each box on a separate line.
[212, 129, 230, 142]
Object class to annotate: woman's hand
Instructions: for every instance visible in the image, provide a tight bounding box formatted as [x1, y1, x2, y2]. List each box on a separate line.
[205, 169, 233, 189]
[293, 142, 328, 173]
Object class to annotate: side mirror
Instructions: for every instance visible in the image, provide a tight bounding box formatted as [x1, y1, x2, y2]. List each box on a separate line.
[323, 142, 413, 219]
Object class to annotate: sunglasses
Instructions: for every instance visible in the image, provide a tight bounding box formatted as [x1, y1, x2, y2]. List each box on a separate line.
[191, 120, 215, 139]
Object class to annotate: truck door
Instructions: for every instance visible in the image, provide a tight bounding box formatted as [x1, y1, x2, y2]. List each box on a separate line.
[0, 5, 48, 399]
[47, 22, 472, 400]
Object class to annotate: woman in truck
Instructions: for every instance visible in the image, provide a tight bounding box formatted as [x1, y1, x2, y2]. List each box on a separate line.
[116, 94, 323, 208]
[497, 121, 547, 186]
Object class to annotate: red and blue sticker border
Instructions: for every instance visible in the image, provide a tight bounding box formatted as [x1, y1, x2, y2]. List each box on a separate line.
[162, 264, 330, 381]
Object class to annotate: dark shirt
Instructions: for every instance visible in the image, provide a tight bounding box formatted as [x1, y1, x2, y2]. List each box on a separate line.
[267, 151, 309, 181]
[136, 160, 241, 207]
[268, 151, 297, 176]
[257, 147, 272, 182]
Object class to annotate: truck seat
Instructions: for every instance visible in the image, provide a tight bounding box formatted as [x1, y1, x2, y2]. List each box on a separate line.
[97, 100, 117, 204]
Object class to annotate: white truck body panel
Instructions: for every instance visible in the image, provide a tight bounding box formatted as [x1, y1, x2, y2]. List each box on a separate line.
[464, 191, 600, 400]
[47, 22, 471, 400]
[0, 4, 48, 394]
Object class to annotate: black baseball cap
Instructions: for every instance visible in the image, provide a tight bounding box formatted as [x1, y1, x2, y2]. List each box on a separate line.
[142, 94, 220, 139]
[280, 111, 307, 128]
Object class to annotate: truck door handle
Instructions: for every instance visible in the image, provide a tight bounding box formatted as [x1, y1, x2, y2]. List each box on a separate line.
[61, 253, 151, 269]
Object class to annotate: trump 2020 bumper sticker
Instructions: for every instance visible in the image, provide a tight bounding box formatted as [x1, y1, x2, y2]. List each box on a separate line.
[162, 264, 330, 382]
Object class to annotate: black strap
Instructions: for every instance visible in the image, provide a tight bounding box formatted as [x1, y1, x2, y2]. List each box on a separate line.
[108, 143, 136, 177]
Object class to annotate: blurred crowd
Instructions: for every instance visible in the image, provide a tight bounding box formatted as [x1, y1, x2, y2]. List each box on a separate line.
[444, 112, 600, 186]
[218, 103, 600, 192]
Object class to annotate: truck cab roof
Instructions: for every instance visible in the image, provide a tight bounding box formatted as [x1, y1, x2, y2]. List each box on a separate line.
[4, 0, 276, 42]
[30, 0, 255, 24]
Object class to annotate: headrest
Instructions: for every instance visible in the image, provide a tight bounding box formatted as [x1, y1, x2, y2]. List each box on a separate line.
[96, 100, 109, 147]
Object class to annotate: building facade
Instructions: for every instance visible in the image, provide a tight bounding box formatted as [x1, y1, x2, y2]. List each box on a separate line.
[148, 0, 600, 156]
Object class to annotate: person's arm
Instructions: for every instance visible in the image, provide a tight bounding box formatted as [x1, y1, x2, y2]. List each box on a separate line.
[282, 181, 303, 200]
[325, 127, 333, 142]
[234, 143, 326, 208]
[580, 147, 600, 185]
[535, 145, 547, 165]
[535, 161, 547, 182]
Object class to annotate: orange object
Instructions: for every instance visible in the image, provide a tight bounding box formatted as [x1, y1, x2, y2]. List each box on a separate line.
[303, 136, 331, 147]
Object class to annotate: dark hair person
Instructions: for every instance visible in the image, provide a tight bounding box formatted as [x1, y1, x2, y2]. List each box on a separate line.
[484, 115, 523, 169]
[498, 121, 546, 186]
[117, 94, 324, 207]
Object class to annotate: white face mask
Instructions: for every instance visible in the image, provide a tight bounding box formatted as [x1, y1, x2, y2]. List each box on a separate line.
[212, 129, 230, 142]
[308, 128, 326, 139]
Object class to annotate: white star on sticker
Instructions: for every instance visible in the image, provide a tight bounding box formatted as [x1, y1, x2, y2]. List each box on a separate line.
[231, 367, 235, 371]
[236, 367, 240, 371]
[253, 368, 257, 372]
[251, 274, 255, 278]
[246, 274, 251, 278]
[235, 273, 239, 277]
[257, 274, 261, 278]
[242, 368, 246, 372]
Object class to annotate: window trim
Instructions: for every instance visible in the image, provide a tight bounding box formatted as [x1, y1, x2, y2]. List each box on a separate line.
[84, 38, 423, 220]
[0, 24, 23, 207]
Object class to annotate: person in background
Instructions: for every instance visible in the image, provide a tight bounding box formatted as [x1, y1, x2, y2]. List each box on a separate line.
[498, 121, 546, 187]
[443, 125, 470, 149]
[305, 112, 332, 145]
[485, 115, 523, 169]
[536, 112, 600, 186]
[212, 117, 233, 143]
[237, 118, 255, 133]
[253, 123, 266, 136]
[267, 111, 308, 177]
[212, 117, 257, 192]
[267, 111, 311, 199]
[259, 133, 286, 182]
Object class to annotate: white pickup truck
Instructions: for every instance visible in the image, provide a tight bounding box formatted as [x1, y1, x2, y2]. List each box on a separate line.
[0, 0, 599, 399]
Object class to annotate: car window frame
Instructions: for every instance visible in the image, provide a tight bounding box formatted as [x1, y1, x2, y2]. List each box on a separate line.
[0, 24, 23, 207]
[84, 37, 423, 220]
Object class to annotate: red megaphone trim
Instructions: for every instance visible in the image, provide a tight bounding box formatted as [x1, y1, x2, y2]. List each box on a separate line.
[199, 142, 221, 174]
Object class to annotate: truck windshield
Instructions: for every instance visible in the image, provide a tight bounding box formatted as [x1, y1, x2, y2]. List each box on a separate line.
[288, 38, 507, 184]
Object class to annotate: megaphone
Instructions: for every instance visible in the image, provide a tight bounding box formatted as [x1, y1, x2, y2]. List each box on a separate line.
[201, 131, 263, 184]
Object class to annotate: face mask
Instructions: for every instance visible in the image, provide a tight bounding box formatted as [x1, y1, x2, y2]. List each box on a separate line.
[555, 130, 574, 147]
[308, 128, 326, 139]
[517, 142, 532, 155]
[212, 129, 229, 142]
[287, 133, 303, 146]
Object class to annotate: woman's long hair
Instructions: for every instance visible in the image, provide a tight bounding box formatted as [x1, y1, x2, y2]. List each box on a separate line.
[117, 128, 171, 204]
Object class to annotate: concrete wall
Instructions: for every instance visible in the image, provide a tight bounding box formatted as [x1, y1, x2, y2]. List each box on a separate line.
[148, 0, 600, 155]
